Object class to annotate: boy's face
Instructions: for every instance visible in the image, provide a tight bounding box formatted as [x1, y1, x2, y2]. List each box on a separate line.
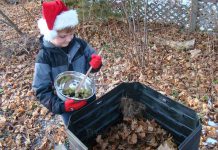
[51, 29, 74, 47]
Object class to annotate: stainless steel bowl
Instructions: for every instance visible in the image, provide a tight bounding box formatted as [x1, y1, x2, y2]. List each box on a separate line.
[54, 71, 95, 101]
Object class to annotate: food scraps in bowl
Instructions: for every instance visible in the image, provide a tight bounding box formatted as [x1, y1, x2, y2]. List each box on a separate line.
[62, 87, 92, 99]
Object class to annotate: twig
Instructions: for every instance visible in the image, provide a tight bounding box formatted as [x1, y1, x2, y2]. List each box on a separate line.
[88, 0, 93, 20]
[209, 34, 216, 102]
[20, 5, 36, 30]
[121, 1, 132, 54]
[130, 0, 139, 64]
[82, 0, 85, 33]
[143, 0, 148, 67]
[14, 61, 33, 81]
[20, 5, 36, 21]
[0, 19, 13, 26]
[0, 10, 23, 36]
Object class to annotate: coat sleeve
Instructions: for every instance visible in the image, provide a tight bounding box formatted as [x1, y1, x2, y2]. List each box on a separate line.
[32, 50, 65, 114]
[79, 39, 102, 72]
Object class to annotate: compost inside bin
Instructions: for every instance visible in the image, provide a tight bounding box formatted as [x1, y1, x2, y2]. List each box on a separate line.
[92, 97, 178, 150]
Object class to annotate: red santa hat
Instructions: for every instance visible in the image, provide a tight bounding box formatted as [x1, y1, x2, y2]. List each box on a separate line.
[37, 0, 79, 41]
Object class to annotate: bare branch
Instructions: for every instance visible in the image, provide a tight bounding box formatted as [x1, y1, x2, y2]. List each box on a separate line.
[0, 9, 23, 36]
[0, 18, 13, 26]
[20, 5, 36, 22]
[142, 0, 148, 67]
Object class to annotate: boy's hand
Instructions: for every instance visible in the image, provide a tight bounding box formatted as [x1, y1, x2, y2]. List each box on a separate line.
[89, 54, 102, 69]
[64, 99, 87, 112]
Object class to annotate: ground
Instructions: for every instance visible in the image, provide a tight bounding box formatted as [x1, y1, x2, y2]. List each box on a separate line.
[0, 1, 217, 150]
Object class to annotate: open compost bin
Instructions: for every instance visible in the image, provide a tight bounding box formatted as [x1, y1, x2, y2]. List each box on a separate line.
[66, 82, 202, 150]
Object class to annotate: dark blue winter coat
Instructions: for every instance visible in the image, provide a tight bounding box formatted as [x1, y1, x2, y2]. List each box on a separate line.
[32, 36, 97, 114]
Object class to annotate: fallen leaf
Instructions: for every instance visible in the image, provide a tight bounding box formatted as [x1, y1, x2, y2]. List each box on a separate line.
[189, 49, 201, 59]
[158, 140, 175, 150]
[38, 137, 50, 150]
[127, 133, 137, 144]
[40, 107, 48, 116]
[0, 116, 6, 129]
[214, 84, 218, 93]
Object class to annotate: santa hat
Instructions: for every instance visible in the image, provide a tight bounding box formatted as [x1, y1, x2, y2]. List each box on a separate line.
[38, 0, 79, 41]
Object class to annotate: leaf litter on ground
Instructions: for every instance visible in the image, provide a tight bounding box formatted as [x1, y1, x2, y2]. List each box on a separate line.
[0, 1, 217, 149]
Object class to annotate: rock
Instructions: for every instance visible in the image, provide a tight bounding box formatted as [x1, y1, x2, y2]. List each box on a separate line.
[155, 37, 195, 51]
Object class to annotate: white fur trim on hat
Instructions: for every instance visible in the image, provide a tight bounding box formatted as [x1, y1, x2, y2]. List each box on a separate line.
[38, 18, 58, 41]
[53, 10, 79, 30]
[37, 10, 79, 41]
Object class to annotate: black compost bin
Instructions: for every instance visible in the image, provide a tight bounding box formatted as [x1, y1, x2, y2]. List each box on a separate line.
[67, 82, 202, 150]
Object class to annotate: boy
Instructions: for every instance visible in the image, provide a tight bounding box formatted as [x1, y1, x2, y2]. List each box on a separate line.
[32, 0, 102, 126]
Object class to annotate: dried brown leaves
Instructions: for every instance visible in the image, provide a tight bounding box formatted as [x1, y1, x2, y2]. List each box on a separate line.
[93, 113, 176, 149]
[0, 1, 217, 149]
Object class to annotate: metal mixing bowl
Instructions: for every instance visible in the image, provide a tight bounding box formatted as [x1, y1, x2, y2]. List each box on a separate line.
[54, 71, 95, 101]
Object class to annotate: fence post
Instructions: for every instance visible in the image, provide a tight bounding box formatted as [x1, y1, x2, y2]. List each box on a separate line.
[189, 0, 198, 32]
